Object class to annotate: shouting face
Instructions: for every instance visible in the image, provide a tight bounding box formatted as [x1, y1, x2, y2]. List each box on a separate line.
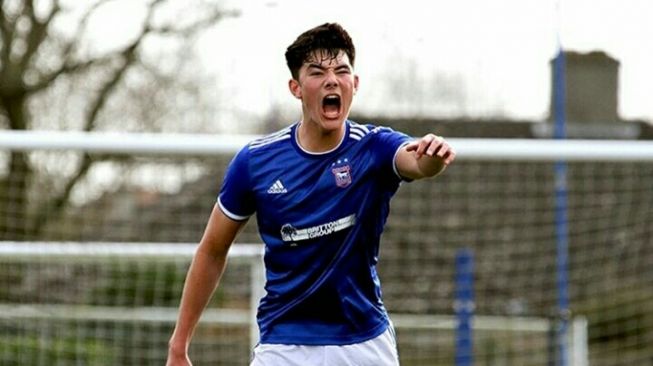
[289, 50, 359, 135]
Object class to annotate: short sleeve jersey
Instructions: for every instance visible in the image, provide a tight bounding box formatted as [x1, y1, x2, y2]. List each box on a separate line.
[218, 120, 411, 345]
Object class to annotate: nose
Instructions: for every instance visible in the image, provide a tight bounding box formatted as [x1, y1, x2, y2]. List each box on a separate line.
[324, 70, 338, 88]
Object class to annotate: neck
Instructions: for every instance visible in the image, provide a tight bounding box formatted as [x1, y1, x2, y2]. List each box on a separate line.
[296, 120, 346, 153]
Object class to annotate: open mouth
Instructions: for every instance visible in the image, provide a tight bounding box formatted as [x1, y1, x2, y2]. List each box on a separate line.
[322, 94, 341, 118]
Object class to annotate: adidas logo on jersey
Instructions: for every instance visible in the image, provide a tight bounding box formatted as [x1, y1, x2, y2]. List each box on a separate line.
[267, 180, 287, 194]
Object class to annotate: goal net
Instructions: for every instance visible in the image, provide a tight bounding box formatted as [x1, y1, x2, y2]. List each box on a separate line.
[0, 242, 263, 366]
[1, 131, 652, 366]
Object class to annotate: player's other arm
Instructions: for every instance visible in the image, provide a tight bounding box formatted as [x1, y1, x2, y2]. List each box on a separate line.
[167, 203, 247, 366]
[396, 134, 456, 180]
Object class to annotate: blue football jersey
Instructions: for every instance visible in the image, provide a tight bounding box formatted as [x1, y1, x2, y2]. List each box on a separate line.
[218, 120, 412, 345]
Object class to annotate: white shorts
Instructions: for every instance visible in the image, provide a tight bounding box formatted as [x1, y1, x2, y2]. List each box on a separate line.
[250, 327, 400, 366]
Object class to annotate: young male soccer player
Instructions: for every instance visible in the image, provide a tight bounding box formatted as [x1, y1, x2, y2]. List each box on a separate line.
[167, 22, 455, 366]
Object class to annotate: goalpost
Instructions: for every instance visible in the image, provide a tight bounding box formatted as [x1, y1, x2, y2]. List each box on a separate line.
[2, 130, 653, 366]
[0, 242, 265, 353]
[0, 241, 589, 366]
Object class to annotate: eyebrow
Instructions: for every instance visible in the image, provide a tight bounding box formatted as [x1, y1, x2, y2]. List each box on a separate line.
[306, 63, 351, 71]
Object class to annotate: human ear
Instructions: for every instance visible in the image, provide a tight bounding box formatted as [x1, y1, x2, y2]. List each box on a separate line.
[353, 74, 360, 94]
[288, 79, 302, 99]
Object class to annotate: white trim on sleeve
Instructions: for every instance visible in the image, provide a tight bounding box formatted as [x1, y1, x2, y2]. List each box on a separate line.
[217, 196, 251, 221]
[392, 140, 412, 181]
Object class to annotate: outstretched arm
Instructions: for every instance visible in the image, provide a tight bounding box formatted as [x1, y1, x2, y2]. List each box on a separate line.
[167, 204, 247, 366]
[395, 134, 456, 180]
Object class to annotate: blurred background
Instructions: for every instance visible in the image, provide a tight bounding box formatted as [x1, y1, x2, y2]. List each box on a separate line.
[1, 0, 652, 365]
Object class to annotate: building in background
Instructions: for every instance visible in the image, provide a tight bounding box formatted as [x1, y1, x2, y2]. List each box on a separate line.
[360, 50, 652, 140]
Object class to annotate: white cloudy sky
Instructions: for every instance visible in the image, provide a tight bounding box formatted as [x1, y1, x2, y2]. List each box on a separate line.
[195, 0, 653, 124]
[89, 0, 653, 125]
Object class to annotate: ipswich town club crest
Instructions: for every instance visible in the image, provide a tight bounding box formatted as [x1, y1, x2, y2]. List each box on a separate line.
[331, 159, 352, 188]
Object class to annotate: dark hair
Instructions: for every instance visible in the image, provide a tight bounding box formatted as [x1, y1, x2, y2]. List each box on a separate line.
[285, 23, 356, 80]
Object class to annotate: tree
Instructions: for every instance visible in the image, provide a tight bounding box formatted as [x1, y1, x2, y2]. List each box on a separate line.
[0, 0, 238, 239]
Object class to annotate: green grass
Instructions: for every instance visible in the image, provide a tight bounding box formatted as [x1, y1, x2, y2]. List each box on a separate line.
[0, 335, 114, 366]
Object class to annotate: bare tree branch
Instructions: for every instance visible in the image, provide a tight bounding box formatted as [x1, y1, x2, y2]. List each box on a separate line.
[0, 1, 11, 45]
[30, 0, 167, 234]
[0, 1, 18, 82]
[81, 0, 168, 131]
[151, 8, 239, 37]
[0, 0, 18, 40]
[6, 0, 239, 236]
[20, 0, 61, 70]
[23, 0, 238, 95]
[25, 55, 114, 94]
[29, 153, 93, 237]
[57, 0, 113, 62]
[24, 0, 114, 94]
[83, 55, 134, 132]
